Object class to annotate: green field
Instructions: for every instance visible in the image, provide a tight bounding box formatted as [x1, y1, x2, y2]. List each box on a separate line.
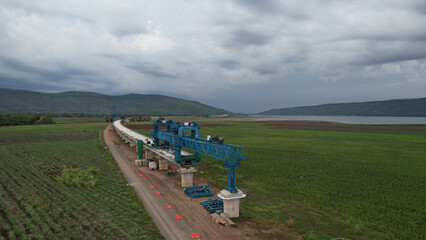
[137, 121, 426, 239]
[0, 123, 162, 239]
[2, 120, 425, 240]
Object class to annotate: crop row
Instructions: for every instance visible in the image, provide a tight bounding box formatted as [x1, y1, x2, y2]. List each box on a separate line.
[0, 124, 162, 239]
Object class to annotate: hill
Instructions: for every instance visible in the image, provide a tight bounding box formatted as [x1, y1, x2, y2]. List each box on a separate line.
[259, 97, 426, 117]
[0, 88, 229, 115]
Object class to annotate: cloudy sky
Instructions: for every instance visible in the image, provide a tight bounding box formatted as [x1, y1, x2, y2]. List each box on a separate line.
[1, 0, 425, 113]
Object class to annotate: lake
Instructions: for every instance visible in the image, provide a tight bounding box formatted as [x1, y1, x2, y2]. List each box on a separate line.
[246, 115, 426, 125]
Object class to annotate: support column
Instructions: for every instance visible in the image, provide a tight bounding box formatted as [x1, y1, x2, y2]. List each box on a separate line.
[158, 158, 168, 170]
[135, 159, 143, 166]
[145, 148, 154, 160]
[137, 140, 143, 159]
[217, 189, 246, 218]
[129, 139, 136, 147]
[177, 167, 196, 187]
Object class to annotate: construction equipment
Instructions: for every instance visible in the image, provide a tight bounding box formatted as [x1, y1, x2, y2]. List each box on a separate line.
[200, 198, 223, 214]
[150, 120, 245, 194]
[184, 185, 214, 198]
[110, 114, 126, 122]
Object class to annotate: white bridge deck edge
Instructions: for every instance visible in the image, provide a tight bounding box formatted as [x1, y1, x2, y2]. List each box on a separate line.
[113, 120, 190, 162]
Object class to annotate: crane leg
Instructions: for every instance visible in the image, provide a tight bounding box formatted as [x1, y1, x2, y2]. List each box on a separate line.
[226, 166, 238, 194]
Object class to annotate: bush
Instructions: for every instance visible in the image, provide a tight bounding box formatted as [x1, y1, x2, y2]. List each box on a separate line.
[57, 167, 98, 188]
[0, 113, 54, 126]
[40, 114, 55, 124]
[129, 115, 152, 122]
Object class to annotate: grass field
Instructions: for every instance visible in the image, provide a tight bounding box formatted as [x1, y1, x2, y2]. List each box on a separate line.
[202, 122, 425, 239]
[0, 123, 162, 239]
[136, 121, 426, 239]
[2, 119, 424, 240]
[53, 117, 106, 124]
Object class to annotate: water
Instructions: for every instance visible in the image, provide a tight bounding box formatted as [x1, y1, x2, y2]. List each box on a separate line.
[247, 115, 426, 125]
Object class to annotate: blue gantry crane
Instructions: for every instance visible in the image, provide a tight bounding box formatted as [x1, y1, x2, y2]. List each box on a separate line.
[150, 120, 245, 194]
[110, 114, 126, 122]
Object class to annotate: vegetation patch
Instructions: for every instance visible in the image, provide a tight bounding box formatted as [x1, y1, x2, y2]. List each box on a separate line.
[0, 113, 55, 126]
[113, 140, 121, 147]
[58, 167, 99, 188]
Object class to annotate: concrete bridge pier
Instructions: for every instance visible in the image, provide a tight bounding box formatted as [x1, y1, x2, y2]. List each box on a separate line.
[158, 158, 168, 170]
[135, 159, 143, 166]
[178, 167, 196, 187]
[217, 189, 246, 218]
[144, 148, 154, 160]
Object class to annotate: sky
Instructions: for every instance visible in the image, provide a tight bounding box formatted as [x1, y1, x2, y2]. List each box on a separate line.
[0, 0, 425, 113]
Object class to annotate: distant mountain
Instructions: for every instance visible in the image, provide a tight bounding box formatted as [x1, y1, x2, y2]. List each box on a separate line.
[0, 88, 230, 115]
[259, 98, 426, 117]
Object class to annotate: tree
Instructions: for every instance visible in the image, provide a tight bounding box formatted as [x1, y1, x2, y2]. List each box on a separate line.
[40, 114, 55, 124]
[104, 115, 111, 123]
[9, 114, 29, 125]
[0, 114, 4, 126]
[29, 114, 38, 124]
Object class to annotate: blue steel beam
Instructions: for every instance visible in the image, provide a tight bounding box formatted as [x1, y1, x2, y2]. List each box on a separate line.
[151, 129, 245, 163]
[180, 137, 245, 163]
[150, 120, 245, 193]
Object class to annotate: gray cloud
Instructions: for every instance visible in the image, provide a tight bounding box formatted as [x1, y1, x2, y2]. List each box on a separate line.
[217, 60, 239, 70]
[236, 0, 279, 14]
[235, 0, 309, 20]
[0, 0, 425, 113]
[126, 64, 176, 79]
[224, 30, 271, 49]
[354, 51, 426, 66]
[0, 56, 93, 81]
[254, 67, 278, 76]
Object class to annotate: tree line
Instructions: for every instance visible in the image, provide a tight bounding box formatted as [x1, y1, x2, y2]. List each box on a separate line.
[0, 114, 55, 126]
[103, 115, 152, 123]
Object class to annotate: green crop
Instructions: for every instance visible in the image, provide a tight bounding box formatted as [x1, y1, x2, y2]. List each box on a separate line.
[193, 122, 426, 240]
[0, 123, 163, 239]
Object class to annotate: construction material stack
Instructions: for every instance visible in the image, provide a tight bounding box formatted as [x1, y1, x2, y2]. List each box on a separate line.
[200, 198, 223, 214]
[184, 185, 214, 198]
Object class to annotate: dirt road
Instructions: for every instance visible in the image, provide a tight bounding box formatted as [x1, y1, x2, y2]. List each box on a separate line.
[104, 125, 194, 239]
[104, 124, 248, 240]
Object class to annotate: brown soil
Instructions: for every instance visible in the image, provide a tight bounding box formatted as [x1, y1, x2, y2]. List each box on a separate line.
[104, 124, 251, 240]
